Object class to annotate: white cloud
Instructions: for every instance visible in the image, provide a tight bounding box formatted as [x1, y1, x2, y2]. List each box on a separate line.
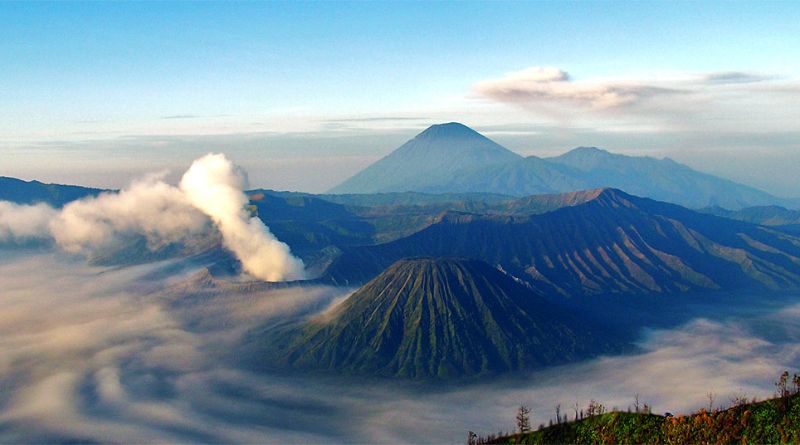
[470, 67, 800, 198]
[500, 66, 571, 83]
[50, 174, 209, 254]
[473, 67, 685, 109]
[471, 66, 798, 120]
[0, 201, 57, 242]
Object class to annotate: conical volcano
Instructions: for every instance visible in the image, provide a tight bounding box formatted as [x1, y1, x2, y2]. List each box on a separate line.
[328, 122, 521, 194]
[261, 258, 622, 379]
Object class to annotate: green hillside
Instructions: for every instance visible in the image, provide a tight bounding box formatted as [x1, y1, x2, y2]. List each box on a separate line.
[483, 373, 800, 444]
[252, 258, 624, 379]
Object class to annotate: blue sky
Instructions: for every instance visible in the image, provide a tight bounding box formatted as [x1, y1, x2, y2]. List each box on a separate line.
[1, 1, 799, 194]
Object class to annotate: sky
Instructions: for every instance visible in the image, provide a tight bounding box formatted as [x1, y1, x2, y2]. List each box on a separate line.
[1, 1, 799, 195]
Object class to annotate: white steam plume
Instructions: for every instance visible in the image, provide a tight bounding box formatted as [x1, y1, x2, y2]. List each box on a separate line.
[2, 153, 304, 282]
[179, 153, 306, 281]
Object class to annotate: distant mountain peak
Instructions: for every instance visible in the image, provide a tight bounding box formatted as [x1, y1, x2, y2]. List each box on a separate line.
[557, 146, 677, 165]
[573, 146, 605, 152]
[328, 122, 521, 194]
[590, 187, 637, 208]
[415, 122, 483, 140]
[561, 146, 613, 157]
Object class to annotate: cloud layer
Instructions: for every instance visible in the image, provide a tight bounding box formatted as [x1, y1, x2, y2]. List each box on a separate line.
[474, 66, 684, 109]
[0, 251, 798, 443]
[472, 67, 800, 137]
[0, 201, 57, 242]
[472, 67, 791, 112]
[0, 252, 339, 443]
[50, 174, 209, 254]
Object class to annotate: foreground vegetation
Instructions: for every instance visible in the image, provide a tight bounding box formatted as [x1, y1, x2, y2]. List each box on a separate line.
[477, 372, 800, 444]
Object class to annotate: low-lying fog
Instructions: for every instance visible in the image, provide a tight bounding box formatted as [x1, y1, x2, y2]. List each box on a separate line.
[1, 249, 799, 443]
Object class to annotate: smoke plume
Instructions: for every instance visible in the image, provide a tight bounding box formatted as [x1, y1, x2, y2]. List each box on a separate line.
[180, 154, 306, 281]
[1, 153, 305, 282]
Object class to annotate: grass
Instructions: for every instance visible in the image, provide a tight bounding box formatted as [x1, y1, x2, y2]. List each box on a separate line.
[483, 375, 800, 444]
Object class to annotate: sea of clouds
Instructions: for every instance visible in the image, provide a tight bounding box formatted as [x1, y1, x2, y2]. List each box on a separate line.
[0, 249, 798, 443]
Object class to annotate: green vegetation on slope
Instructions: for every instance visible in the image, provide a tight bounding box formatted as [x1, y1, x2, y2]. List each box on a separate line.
[253, 258, 624, 379]
[247, 188, 606, 259]
[482, 372, 800, 445]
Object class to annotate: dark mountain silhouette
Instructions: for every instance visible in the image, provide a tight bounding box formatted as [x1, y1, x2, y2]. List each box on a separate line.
[0, 176, 103, 207]
[321, 189, 800, 296]
[255, 258, 623, 379]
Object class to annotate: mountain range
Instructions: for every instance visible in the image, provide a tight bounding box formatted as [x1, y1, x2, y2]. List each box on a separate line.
[701, 205, 800, 235]
[4, 174, 800, 299]
[251, 257, 624, 379]
[330, 123, 794, 210]
[0, 176, 102, 207]
[321, 188, 800, 297]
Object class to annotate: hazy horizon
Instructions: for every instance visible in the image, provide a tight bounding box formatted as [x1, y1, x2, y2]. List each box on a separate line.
[3, 125, 800, 199]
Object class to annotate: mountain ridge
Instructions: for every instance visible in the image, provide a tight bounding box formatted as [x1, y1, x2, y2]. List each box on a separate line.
[321, 188, 800, 296]
[328, 123, 794, 210]
[0, 176, 104, 207]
